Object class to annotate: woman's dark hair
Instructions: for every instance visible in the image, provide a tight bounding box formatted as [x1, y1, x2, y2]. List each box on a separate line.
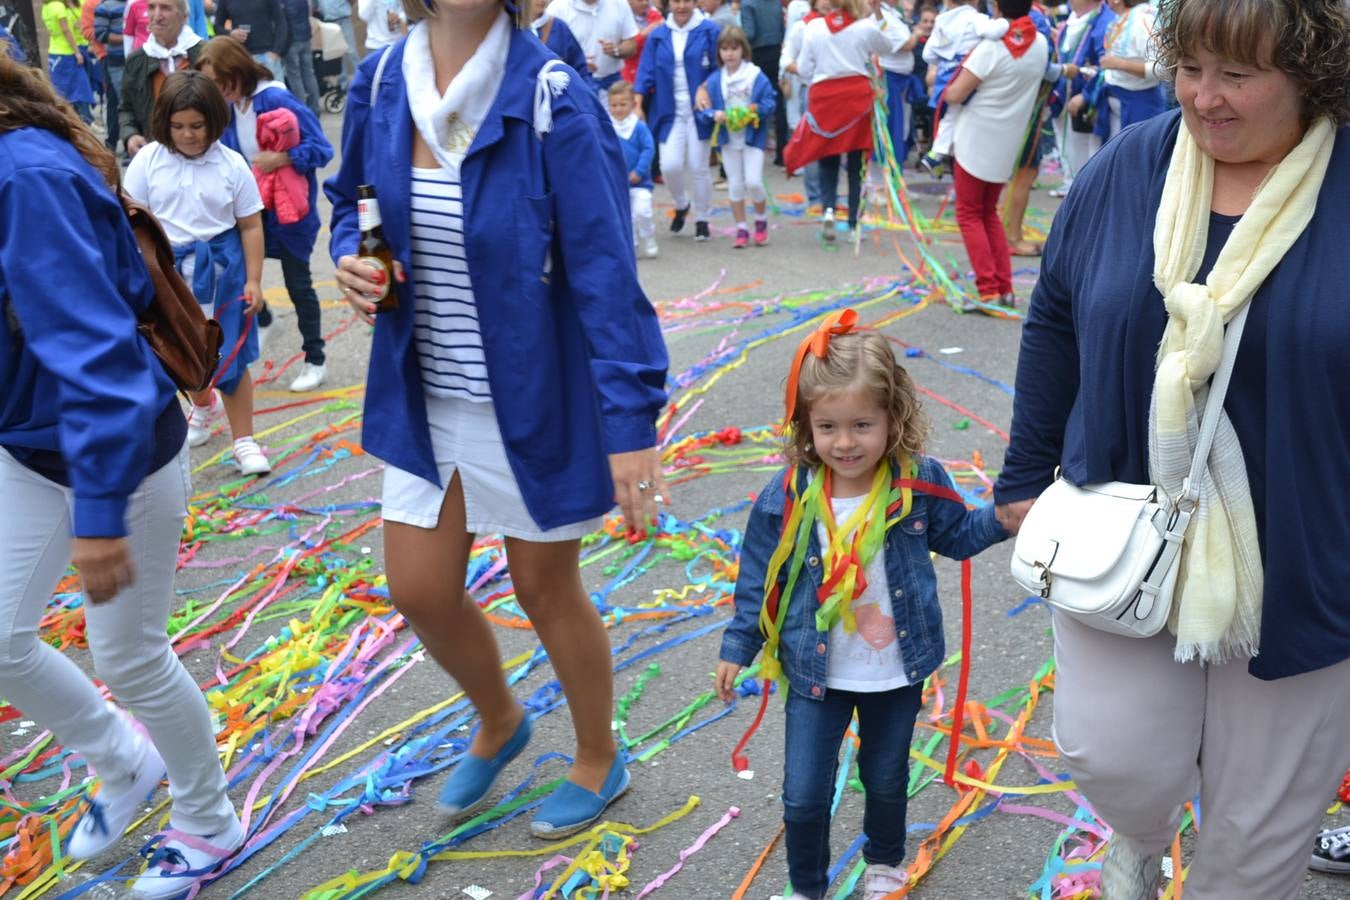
[150, 70, 230, 152]
[1155, 0, 1350, 126]
[0, 51, 118, 188]
[196, 34, 270, 100]
[995, 0, 1033, 18]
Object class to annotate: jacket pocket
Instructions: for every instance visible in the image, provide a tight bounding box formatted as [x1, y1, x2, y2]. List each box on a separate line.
[514, 192, 555, 305]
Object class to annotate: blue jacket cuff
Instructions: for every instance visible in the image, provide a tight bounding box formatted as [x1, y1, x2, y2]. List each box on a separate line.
[74, 495, 130, 538]
[718, 633, 762, 669]
[602, 413, 659, 456]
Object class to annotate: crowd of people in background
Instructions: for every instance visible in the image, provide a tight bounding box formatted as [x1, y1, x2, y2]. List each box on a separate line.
[5, 0, 1350, 897]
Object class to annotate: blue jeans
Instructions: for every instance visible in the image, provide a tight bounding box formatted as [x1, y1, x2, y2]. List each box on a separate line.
[782, 683, 924, 899]
[283, 39, 322, 116]
[103, 59, 123, 151]
[253, 51, 286, 82]
[799, 86, 821, 207]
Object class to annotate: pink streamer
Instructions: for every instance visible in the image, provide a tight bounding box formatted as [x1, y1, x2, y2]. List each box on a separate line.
[633, 806, 739, 898]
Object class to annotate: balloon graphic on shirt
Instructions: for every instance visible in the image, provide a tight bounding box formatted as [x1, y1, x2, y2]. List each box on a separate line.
[853, 603, 895, 651]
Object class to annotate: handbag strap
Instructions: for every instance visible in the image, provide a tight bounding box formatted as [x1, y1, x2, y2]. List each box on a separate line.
[1179, 301, 1251, 508]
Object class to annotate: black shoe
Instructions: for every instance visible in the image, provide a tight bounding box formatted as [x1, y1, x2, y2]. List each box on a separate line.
[1312, 826, 1350, 874]
[670, 205, 689, 234]
[694, 221, 710, 242]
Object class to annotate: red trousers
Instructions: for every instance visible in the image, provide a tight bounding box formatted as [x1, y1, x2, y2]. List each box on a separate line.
[953, 161, 1012, 298]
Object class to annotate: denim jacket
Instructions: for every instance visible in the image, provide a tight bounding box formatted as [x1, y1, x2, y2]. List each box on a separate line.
[719, 456, 1008, 700]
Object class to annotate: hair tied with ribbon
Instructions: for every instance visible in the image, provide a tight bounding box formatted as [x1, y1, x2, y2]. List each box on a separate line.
[783, 308, 859, 422]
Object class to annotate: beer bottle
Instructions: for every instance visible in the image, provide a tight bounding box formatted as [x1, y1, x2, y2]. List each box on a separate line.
[357, 185, 397, 314]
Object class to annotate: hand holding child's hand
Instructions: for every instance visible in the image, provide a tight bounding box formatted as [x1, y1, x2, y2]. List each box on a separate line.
[242, 281, 264, 314]
[995, 498, 1036, 536]
[714, 110, 726, 123]
[715, 661, 743, 702]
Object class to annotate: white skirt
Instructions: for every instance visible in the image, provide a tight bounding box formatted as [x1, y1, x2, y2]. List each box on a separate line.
[381, 394, 603, 541]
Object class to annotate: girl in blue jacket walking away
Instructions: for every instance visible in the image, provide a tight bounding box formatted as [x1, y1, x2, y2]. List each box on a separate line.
[696, 25, 776, 248]
[715, 311, 1006, 900]
[325, 0, 668, 839]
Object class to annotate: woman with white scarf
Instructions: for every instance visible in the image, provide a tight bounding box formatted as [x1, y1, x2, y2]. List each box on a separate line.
[325, 0, 668, 840]
[994, 1, 1350, 897]
[633, 0, 721, 241]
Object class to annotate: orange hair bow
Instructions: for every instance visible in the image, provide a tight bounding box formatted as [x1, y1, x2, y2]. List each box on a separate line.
[783, 308, 859, 422]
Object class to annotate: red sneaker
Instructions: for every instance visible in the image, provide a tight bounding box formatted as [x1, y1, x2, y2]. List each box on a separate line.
[733, 228, 749, 249]
[753, 220, 768, 246]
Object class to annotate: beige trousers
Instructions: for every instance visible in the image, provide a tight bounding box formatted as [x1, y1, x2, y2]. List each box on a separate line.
[1051, 610, 1350, 900]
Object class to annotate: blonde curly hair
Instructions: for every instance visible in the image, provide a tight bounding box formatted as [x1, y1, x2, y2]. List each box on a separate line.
[784, 331, 930, 470]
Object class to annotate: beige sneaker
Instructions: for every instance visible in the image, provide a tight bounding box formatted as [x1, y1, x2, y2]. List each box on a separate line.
[1100, 837, 1163, 900]
[863, 862, 908, 900]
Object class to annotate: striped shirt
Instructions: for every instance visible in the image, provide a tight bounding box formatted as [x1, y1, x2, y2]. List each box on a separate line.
[409, 166, 490, 402]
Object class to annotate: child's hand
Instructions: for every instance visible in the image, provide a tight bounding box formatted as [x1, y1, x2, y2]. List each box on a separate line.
[748, 103, 757, 114]
[252, 150, 291, 173]
[714, 110, 726, 123]
[629, 171, 640, 184]
[242, 281, 264, 314]
[715, 661, 743, 702]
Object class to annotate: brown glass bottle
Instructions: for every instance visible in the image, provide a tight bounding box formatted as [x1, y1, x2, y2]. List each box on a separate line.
[357, 185, 397, 314]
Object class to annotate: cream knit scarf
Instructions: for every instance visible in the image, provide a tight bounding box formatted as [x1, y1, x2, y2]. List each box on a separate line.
[1149, 116, 1334, 664]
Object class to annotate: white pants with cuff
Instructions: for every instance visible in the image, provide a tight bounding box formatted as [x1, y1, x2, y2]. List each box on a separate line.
[721, 143, 765, 205]
[660, 114, 712, 223]
[1058, 121, 1103, 187]
[0, 446, 236, 836]
[629, 187, 655, 241]
[1052, 610, 1350, 899]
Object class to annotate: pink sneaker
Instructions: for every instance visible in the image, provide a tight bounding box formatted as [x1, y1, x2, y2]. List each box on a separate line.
[753, 220, 769, 246]
[733, 228, 749, 249]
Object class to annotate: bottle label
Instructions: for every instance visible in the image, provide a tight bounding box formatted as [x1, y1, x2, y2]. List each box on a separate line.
[359, 257, 391, 300]
[357, 198, 382, 232]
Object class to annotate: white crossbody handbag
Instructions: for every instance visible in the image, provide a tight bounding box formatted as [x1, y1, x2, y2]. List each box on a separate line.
[1009, 303, 1251, 637]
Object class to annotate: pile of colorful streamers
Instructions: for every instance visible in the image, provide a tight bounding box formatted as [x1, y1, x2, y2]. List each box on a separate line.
[2, 269, 1214, 900]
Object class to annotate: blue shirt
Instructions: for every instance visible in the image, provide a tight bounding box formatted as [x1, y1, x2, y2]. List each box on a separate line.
[280, 0, 312, 46]
[0, 128, 181, 537]
[324, 30, 668, 530]
[633, 19, 721, 144]
[995, 111, 1350, 680]
[221, 84, 333, 259]
[720, 457, 1007, 700]
[696, 67, 778, 151]
[616, 118, 655, 190]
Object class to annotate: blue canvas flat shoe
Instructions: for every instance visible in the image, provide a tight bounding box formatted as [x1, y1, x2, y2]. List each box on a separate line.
[530, 753, 630, 839]
[437, 712, 533, 818]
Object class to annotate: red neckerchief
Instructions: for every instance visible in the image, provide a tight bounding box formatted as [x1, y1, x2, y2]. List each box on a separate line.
[803, 9, 821, 22]
[1002, 15, 1037, 59]
[823, 9, 855, 33]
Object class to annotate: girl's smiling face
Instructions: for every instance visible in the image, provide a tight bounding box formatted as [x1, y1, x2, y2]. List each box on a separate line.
[168, 108, 210, 158]
[808, 388, 891, 497]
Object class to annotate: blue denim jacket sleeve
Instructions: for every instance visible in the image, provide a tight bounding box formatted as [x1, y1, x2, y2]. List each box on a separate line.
[920, 457, 1009, 560]
[718, 473, 783, 668]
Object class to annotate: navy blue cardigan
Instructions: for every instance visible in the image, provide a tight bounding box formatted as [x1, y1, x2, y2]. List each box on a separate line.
[995, 111, 1350, 680]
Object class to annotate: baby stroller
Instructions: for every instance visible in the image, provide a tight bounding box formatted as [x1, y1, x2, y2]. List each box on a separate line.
[311, 17, 348, 115]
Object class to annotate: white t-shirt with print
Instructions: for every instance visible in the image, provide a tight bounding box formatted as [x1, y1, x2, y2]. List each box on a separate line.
[123, 141, 263, 245]
[817, 492, 910, 693]
[547, 0, 638, 81]
[1104, 3, 1160, 91]
[952, 34, 1049, 183]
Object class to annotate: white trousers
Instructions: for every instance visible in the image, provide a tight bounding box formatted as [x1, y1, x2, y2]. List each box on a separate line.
[629, 186, 655, 240]
[659, 114, 712, 223]
[721, 143, 766, 205]
[1052, 610, 1350, 899]
[0, 446, 235, 835]
[1058, 119, 1103, 186]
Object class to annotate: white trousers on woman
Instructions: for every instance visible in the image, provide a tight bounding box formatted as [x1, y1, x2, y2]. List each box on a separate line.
[659, 113, 712, 223]
[1052, 610, 1350, 899]
[0, 447, 235, 835]
[721, 143, 765, 205]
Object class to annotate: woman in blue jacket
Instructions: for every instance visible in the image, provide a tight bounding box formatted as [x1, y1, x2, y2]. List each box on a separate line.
[198, 35, 336, 393]
[324, 0, 669, 838]
[0, 54, 242, 900]
[633, 0, 720, 241]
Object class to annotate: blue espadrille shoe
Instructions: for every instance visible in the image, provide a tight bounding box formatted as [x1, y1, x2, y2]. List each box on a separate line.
[437, 712, 533, 818]
[530, 753, 630, 839]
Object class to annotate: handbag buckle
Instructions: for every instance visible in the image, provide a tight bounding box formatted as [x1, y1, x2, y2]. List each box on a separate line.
[1032, 561, 1052, 598]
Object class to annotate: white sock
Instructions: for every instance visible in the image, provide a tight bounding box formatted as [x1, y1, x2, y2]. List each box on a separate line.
[736, 221, 748, 231]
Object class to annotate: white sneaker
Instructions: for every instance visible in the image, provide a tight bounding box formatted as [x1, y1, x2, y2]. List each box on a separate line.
[185, 392, 221, 448]
[288, 362, 327, 392]
[862, 862, 907, 900]
[130, 816, 244, 899]
[1100, 837, 1163, 900]
[256, 317, 273, 358]
[821, 208, 836, 243]
[642, 237, 659, 259]
[67, 736, 167, 860]
[233, 437, 272, 476]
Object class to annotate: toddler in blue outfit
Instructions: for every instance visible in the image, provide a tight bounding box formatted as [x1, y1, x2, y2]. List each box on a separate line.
[607, 80, 658, 259]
